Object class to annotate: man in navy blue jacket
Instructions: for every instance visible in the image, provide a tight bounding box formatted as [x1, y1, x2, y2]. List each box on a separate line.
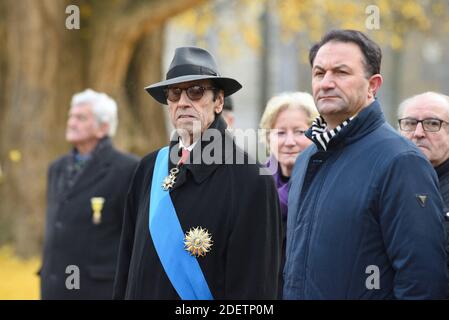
[283, 30, 449, 299]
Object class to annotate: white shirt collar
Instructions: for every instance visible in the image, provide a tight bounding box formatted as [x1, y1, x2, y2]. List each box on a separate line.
[179, 138, 198, 152]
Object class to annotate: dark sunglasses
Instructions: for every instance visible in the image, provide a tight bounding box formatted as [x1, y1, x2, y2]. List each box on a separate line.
[164, 85, 216, 102]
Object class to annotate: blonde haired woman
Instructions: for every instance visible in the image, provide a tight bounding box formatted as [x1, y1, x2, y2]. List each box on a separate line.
[260, 92, 318, 217]
[260, 91, 318, 297]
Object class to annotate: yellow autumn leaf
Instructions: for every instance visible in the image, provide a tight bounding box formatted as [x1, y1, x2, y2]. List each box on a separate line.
[79, 3, 92, 18]
[9, 150, 21, 163]
[401, 1, 424, 19]
[172, 8, 200, 28]
[390, 34, 404, 50]
[242, 28, 261, 50]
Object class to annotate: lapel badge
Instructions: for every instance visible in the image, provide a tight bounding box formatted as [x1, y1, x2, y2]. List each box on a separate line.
[416, 194, 428, 208]
[162, 167, 179, 191]
[91, 197, 105, 224]
[184, 227, 213, 257]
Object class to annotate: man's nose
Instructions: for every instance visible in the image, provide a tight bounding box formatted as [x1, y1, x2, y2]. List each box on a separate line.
[413, 122, 426, 138]
[67, 116, 76, 126]
[320, 72, 336, 90]
[177, 90, 191, 106]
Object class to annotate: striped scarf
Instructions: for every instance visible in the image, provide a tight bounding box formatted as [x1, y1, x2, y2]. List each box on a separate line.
[310, 116, 354, 151]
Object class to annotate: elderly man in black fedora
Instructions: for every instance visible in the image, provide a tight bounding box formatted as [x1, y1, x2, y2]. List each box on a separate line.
[113, 47, 282, 300]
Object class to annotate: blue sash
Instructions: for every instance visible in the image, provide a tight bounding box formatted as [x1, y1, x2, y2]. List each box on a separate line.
[149, 146, 213, 300]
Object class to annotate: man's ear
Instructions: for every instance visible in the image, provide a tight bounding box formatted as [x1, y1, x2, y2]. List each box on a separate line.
[215, 91, 224, 114]
[96, 122, 110, 139]
[368, 74, 383, 99]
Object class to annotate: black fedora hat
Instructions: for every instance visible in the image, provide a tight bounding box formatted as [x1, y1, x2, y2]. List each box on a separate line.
[145, 46, 242, 104]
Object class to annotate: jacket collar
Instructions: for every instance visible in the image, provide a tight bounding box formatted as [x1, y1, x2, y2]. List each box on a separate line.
[71, 137, 112, 159]
[306, 99, 385, 151]
[309, 115, 354, 151]
[66, 138, 114, 197]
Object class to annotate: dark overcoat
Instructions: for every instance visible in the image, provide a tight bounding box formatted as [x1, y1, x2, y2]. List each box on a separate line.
[40, 139, 139, 299]
[113, 116, 282, 299]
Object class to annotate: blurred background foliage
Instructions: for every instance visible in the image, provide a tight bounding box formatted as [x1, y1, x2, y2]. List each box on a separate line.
[171, 0, 449, 119]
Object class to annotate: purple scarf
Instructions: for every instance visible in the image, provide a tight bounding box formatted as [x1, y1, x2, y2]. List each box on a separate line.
[267, 157, 289, 220]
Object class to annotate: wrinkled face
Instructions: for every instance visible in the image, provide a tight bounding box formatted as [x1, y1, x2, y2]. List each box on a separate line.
[167, 80, 224, 142]
[65, 103, 105, 145]
[269, 108, 312, 172]
[312, 41, 377, 127]
[399, 95, 449, 167]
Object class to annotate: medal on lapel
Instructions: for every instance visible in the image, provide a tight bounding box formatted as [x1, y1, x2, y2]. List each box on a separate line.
[161, 147, 190, 191]
[162, 168, 179, 191]
[91, 197, 105, 224]
[184, 227, 213, 257]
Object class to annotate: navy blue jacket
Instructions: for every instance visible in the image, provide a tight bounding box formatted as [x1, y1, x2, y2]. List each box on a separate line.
[283, 100, 449, 299]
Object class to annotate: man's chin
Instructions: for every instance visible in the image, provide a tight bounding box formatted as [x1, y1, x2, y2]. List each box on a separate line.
[417, 146, 431, 157]
[175, 125, 201, 143]
[65, 135, 78, 144]
[176, 120, 204, 133]
[317, 102, 342, 115]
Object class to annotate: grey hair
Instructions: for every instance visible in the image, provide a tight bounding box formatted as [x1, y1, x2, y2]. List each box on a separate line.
[398, 91, 449, 120]
[71, 88, 118, 137]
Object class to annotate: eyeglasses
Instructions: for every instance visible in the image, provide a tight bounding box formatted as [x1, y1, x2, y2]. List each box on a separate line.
[164, 85, 216, 102]
[398, 118, 449, 132]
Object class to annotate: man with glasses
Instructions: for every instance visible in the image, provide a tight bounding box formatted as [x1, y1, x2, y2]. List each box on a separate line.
[398, 92, 449, 170]
[113, 47, 282, 299]
[398, 91, 449, 265]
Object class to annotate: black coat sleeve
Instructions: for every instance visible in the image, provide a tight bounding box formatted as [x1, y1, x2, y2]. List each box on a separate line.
[225, 170, 282, 299]
[112, 162, 141, 299]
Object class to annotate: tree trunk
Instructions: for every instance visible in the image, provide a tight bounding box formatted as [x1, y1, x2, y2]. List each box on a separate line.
[1, 0, 80, 256]
[0, 0, 205, 256]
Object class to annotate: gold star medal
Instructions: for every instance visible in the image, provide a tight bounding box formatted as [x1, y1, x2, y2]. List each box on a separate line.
[184, 227, 213, 257]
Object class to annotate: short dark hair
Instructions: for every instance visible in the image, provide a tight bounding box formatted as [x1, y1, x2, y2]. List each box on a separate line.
[209, 80, 224, 115]
[223, 96, 234, 111]
[209, 80, 223, 102]
[309, 29, 382, 78]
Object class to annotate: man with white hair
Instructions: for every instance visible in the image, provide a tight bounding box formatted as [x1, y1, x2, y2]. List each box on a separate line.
[398, 91, 449, 265]
[40, 89, 139, 299]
